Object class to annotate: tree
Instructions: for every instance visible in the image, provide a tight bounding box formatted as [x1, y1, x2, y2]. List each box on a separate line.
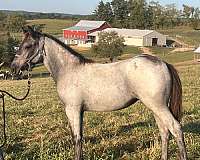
[191, 7, 200, 29]
[92, 31, 125, 62]
[149, 1, 166, 29]
[0, 32, 19, 66]
[144, 5, 154, 29]
[111, 0, 129, 28]
[128, 0, 147, 29]
[94, 1, 113, 23]
[164, 4, 179, 28]
[4, 14, 26, 32]
[0, 12, 6, 30]
[183, 4, 193, 25]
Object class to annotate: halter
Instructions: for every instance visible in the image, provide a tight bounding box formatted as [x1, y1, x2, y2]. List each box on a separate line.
[14, 36, 46, 68]
[26, 36, 46, 64]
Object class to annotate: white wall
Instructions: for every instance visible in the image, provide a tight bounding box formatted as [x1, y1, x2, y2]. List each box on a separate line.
[144, 31, 166, 46]
[124, 37, 143, 46]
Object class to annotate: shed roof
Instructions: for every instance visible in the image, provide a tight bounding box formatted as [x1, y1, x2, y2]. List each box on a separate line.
[89, 28, 155, 37]
[194, 47, 200, 53]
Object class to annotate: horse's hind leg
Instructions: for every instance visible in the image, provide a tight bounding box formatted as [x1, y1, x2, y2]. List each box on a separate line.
[65, 106, 84, 160]
[154, 115, 169, 160]
[153, 107, 187, 160]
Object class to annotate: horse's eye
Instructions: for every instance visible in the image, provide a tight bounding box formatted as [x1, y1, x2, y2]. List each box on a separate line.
[25, 44, 32, 49]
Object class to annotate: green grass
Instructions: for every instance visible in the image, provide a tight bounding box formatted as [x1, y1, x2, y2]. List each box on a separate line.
[32, 65, 48, 74]
[159, 26, 200, 46]
[0, 63, 200, 160]
[73, 45, 193, 64]
[150, 47, 194, 64]
[27, 19, 77, 37]
[64, 46, 142, 63]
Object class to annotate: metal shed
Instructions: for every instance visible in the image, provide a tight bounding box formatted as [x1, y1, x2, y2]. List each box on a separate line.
[89, 28, 166, 47]
[194, 47, 200, 62]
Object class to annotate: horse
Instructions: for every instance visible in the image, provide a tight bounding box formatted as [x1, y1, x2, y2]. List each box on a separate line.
[11, 26, 187, 160]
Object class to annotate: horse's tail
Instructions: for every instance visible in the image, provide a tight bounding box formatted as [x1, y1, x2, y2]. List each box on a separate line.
[166, 63, 182, 122]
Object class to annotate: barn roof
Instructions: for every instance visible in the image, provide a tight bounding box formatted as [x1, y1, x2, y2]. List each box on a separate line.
[64, 26, 96, 31]
[89, 28, 155, 37]
[63, 20, 108, 31]
[75, 20, 107, 28]
[194, 47, 200, 53]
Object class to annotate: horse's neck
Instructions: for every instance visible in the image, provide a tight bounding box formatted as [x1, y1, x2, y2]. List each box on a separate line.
[43, 37, 81, 82]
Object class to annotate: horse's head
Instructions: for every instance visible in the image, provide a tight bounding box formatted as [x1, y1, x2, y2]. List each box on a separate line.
[11, 26, 44, 75]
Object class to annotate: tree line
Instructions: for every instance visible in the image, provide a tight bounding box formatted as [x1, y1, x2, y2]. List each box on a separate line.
[94, 0, 200, 30]
[0, 10, 91, 20]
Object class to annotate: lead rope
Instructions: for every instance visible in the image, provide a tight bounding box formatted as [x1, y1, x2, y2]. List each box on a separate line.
[0, 63, 31, 160]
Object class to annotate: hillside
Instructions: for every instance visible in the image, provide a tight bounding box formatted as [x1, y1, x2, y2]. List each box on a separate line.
[159, 26, 200, 47]
[0, 10, 91, 20]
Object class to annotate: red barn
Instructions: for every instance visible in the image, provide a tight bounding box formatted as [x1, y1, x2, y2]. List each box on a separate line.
[63, 20, 111, 45]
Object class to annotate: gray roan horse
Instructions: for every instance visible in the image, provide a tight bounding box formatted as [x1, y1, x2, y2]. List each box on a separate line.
[11, 26, 187, 160]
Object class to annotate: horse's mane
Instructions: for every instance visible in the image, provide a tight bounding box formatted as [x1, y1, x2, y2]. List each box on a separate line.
[42, 33, 94, 64]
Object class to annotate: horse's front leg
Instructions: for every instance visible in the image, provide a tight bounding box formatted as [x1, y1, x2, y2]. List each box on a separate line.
[65, 106, 84, 160]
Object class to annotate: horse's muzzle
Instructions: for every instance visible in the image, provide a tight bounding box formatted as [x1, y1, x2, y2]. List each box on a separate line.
[10, 62, 20, 75]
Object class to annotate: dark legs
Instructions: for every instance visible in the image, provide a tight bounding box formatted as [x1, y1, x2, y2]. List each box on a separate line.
[66, 107, 84, 160]
[0, 148, 4, 160]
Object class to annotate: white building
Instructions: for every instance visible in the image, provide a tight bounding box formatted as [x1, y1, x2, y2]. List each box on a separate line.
[89, 28, 166, 47]
[194, 47, 200, 61]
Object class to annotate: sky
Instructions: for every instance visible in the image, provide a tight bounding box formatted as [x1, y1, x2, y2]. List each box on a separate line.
[0, 0, 199, 15]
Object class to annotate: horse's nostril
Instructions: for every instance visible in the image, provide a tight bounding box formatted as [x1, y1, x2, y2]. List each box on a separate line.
[10, 63, 17, 74]
[11, 62, 15, 69]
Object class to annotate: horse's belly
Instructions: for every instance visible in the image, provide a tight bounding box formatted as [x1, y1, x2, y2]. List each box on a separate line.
[85, 98, 138, 112]
[84, 88, 137, 112]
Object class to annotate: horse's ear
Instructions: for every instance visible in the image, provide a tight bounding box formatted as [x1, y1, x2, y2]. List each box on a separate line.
[22, 26, 28, 34]
[27, 26, 39, 39]
[27, 26, 35, 34]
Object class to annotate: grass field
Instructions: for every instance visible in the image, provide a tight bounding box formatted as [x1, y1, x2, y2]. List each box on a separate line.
[159, 26, 200, 47]
[0, 62, 200, 160]
[27, 19, 77, 37]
